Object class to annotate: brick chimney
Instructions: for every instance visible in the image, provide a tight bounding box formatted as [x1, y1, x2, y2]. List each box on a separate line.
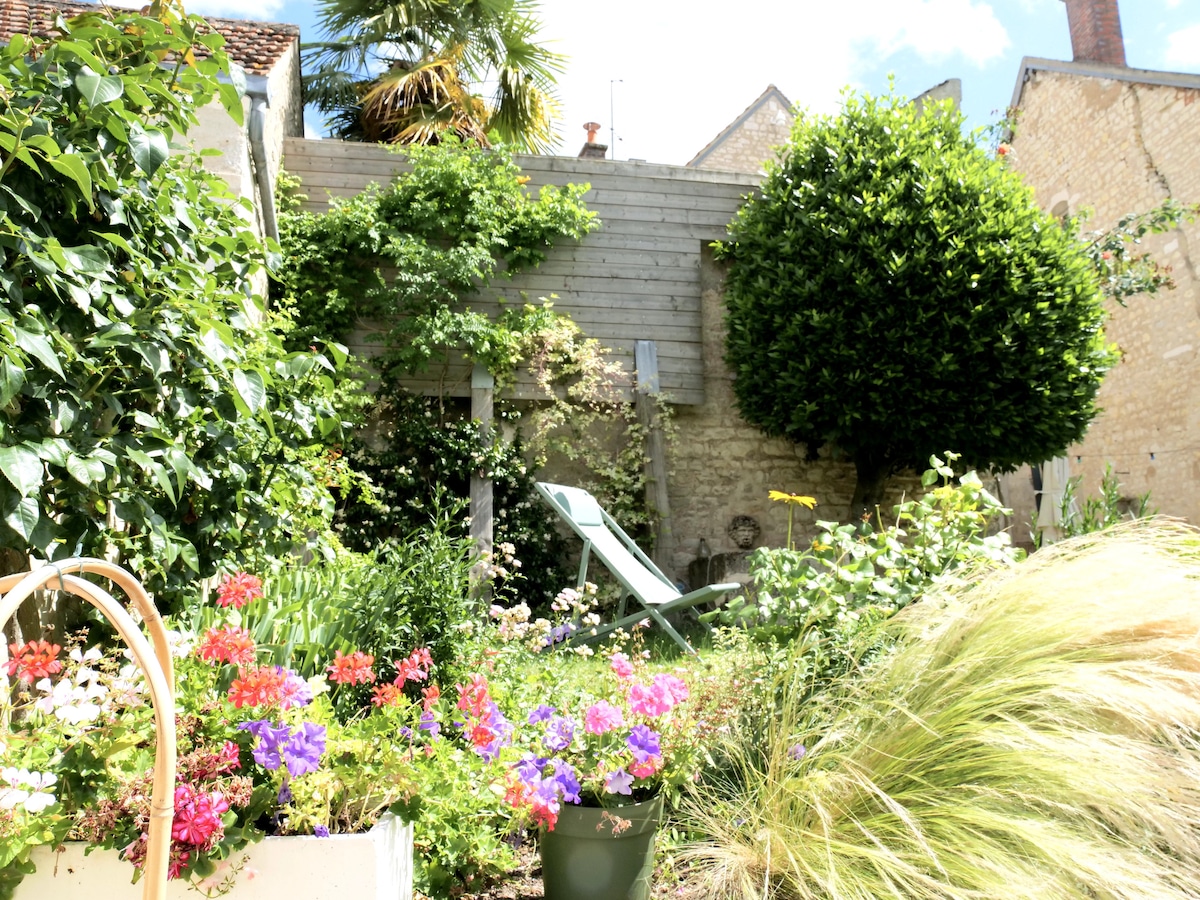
[1062, 0, 1126, 67]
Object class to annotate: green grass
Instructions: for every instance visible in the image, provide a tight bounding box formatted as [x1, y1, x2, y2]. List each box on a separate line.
[679, 521, 1200, 899]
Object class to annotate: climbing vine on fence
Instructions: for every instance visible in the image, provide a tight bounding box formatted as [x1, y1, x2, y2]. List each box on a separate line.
[275, 141, 666, 594]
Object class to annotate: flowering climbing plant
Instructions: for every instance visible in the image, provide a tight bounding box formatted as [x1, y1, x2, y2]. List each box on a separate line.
[0, 572, 447, 896]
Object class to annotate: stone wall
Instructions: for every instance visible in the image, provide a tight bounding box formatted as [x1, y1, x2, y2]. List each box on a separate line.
[997, 60, 1200, 539]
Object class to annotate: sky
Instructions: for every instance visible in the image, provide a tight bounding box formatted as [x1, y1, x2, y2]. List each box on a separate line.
[176, 0, 1198, 166]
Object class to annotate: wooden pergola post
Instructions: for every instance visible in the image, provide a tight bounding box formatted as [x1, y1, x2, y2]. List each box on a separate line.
[470, 365, 494, 598]
[635, 340, 674, 578]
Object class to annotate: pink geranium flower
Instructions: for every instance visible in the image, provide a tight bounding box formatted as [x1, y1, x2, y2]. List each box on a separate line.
[584, 700, 624, 734]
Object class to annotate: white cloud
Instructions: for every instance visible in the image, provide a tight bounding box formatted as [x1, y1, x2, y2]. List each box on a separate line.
[1165, 22, 1200, 69]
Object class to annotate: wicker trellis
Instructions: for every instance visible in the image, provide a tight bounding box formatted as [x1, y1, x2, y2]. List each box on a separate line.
[0, 558, 177, 900]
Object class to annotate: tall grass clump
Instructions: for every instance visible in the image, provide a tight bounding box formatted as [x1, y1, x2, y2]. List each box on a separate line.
[682, 521, 1200, 899]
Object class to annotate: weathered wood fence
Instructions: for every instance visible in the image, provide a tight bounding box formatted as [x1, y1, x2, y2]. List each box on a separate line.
[281, 138, 759, 407]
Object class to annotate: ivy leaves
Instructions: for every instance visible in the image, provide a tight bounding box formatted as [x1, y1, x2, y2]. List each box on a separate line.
[273, 137, 598, 377]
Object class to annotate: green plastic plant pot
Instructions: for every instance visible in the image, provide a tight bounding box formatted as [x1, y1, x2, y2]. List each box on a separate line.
[540, 793, 663, 900]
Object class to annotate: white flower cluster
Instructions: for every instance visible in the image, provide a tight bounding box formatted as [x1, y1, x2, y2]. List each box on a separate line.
[0, 768, 57, 813]
[32, 646, 146, 725]
[477, 542, 523, 582]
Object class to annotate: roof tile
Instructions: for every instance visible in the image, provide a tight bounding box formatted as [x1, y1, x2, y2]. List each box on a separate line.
[0, 0, 299, 72]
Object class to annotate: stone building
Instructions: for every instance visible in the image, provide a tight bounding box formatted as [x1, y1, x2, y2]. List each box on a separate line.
[686, 84, 794, 174]
[997, 0, 1200, 540]
[0, 0, 303, 245]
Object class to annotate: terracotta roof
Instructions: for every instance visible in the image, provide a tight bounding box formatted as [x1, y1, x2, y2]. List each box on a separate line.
[0, 0, 299, 73]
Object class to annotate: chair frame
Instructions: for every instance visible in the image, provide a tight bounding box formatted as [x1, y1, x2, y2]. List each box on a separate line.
[535, 482, 739, 654]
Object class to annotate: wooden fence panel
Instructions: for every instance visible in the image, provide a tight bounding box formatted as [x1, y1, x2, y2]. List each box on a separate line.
[282, 138, 759, 406]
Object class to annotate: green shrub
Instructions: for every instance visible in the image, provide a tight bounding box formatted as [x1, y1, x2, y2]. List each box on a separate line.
[681, 522, 1200, 899]
[334, 388, 568, 608]
[715, 455, 1021, 698]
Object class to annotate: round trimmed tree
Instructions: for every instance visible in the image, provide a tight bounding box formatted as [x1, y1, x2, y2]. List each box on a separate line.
[718, 89, 1114, 519]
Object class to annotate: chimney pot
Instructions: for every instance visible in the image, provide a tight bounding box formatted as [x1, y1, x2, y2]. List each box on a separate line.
[1062, 0, 1126, 67]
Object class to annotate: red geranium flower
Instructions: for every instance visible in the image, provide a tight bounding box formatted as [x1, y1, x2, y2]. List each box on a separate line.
[4, 639, 63, 684]
[327, 650, 376, 686]
[370, 683, 403, 707]
[196, 626, 257, 667]
[215, 572, 263, 610]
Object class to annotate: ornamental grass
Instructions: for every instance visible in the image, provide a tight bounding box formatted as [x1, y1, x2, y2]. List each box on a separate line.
[681, 521, 1200, 899]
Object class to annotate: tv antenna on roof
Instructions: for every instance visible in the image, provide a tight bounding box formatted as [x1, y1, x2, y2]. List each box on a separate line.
[610, 79, 622, 160]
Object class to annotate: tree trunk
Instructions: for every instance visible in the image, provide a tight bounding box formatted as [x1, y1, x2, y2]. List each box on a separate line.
[848, 455, 892, 524]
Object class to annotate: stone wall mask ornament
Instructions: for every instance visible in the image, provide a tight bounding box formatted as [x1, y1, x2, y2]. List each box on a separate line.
[727, 515, 761, 549]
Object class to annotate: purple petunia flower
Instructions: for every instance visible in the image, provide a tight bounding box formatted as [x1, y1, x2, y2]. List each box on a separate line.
[282, 722, 326, 777]
[514, 752, 549, 782]
[277, 781, 293, 805]
[528, 704, 557, 724]
[419, 710, 441, 738]
[314, 825, 330, 838]
[626, 724, 661, 764]
[398, 726, 414, 740]
[239, 720, 291, 771]
[788, 743, 806, 761]
[542, 715, 576, 753]
[605, 768, 634, 795]
[551, 761, 581, 805]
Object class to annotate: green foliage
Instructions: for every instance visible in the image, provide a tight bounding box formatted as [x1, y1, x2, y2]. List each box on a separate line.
[1034, 463, 1155, 547]
[718, 87, 1114, 516]
[1081, 199, 1198, 305]
[716, 454, 1022, 698]
[0, 8, 351, 600]
[335, 389, 567, 607]
[679, 524, 1200, 898]
[273, 138, 598, 374]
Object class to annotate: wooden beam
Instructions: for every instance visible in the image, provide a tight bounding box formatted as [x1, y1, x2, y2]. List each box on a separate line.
[470, 365, 494, 599]
[635, 340, 674, 578]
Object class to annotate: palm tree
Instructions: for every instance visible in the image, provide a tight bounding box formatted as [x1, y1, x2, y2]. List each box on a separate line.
[302, 0, 563, 152]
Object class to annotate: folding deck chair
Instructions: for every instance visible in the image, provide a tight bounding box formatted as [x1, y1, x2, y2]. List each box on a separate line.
[535, 482, 741, 654]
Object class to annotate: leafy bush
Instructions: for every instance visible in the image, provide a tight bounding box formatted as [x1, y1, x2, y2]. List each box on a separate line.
[335, 389, 568, 608]
[0, 7, 352, 603]
[718, 87, 1113, 517]
[680, 523, 1200, 899]
[717, 455, 1022, 697]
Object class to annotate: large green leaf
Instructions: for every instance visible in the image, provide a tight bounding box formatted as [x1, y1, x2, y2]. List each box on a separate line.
[128, 125, 169, 176]
[232, 369, 266, 415]
[0, 358, 24, 407]
[12, 327, 65, 378]
[49, 154, 93, 206]
[75, 71, 125, 106]
[4, 496, 39, 542]
[0, 444, 43, 496]
[66, 453, 107, 486]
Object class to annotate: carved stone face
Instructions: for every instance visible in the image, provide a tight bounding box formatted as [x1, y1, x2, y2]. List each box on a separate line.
[727, 515, 761, 549]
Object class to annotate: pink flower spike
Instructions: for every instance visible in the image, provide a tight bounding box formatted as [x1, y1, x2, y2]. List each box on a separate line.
[584, 700, 624, 734]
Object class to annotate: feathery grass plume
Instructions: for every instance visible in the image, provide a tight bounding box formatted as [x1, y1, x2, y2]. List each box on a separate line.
[680, 520, 1200, 899]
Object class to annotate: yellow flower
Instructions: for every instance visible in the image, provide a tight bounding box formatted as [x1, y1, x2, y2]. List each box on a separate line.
[768, 490, 817, 509]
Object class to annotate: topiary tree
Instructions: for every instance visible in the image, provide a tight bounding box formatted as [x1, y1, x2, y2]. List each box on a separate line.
[718, 88, 1115, 520]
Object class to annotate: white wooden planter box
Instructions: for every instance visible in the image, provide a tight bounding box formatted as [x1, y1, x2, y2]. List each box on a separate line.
[15, 814, 414, 899]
